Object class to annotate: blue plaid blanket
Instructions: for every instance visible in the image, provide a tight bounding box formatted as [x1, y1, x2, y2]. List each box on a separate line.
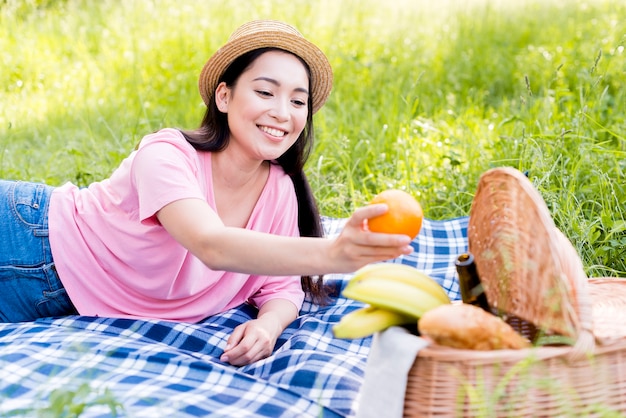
[0, 216, 468, 417]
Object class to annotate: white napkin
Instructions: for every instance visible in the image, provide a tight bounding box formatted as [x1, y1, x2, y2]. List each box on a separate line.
[356, 326, 430, 418]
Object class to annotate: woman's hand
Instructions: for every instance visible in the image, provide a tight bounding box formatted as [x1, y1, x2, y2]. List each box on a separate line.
[220, 299, 298, 366]
[220, 319, 277, 366]
[327, 204, 414, 272]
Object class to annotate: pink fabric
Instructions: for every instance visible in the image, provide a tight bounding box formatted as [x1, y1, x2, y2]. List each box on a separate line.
[49, 128, 303, 323]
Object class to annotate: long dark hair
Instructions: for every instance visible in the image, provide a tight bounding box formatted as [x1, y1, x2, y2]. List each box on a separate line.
[180, 48, 328, 304]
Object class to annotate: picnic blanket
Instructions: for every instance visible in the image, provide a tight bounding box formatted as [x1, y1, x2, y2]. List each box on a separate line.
[0, 216, 469, 417]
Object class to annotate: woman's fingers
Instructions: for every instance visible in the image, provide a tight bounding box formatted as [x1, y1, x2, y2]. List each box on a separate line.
[348, 242, 413, 264]
[345, 203, 387, 230]
[347, 206, 412, 246]
[221, 321, 274, 366]
[328, 204, 414, 271]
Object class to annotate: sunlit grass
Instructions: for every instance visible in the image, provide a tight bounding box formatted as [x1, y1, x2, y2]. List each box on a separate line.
[1, 0, 625, 278]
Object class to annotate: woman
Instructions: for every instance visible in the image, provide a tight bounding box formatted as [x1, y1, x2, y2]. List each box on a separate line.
[0, 20, 412, 365]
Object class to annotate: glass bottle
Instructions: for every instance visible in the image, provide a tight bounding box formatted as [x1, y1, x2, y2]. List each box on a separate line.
[455, 252, 492, 313]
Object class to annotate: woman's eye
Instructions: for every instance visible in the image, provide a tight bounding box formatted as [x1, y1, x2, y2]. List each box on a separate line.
[292, 99, 306, 107]
[256, 90, 272, 97]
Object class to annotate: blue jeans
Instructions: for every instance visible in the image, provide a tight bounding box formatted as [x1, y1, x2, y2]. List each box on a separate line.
[0, 180, 77, 322]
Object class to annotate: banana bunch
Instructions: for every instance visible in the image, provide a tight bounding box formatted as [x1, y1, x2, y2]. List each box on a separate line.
[333, 263, 451, 339]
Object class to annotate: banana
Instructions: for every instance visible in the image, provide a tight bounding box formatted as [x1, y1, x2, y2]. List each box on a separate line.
[347, 263, 451, 305]
[342, 277, 448, 319]
[333, 306, 414, 339]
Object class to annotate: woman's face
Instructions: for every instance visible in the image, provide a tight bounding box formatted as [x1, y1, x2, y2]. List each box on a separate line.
[215, 50, 310, 163]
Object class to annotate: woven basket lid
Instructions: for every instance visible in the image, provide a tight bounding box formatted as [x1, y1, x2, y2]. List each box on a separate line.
[467, 167, 593, 341]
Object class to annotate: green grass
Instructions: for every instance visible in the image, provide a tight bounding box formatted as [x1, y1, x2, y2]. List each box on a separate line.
[1, 0, 625, 278]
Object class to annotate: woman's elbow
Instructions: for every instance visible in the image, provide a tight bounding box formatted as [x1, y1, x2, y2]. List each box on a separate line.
[191, 229, 236, 272]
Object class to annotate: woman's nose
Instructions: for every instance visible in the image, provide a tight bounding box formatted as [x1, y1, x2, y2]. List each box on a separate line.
[269, 99, 290, 121]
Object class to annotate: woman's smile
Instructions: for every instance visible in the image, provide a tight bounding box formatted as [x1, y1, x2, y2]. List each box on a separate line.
[259, 125, 287, 139]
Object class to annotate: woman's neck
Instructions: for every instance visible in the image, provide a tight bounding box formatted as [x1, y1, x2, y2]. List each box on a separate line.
[211, 149, 268, 190]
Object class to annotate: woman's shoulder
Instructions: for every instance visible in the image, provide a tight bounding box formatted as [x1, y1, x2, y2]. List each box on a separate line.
[137, 128, 194, 151]
[131, 128, 204, 176]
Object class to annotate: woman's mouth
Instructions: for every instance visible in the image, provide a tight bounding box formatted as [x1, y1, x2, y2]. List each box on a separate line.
[259, 125, 287, 138]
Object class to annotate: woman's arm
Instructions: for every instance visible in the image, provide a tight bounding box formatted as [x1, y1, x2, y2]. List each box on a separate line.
[219, 298, 298, 365]
[156, 197, 412, 276]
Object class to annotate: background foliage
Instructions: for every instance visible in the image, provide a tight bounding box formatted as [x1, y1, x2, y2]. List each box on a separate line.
[1, 0, 625, 277]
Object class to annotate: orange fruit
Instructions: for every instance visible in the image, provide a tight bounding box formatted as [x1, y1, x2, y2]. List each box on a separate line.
[367, 189, 423, 239]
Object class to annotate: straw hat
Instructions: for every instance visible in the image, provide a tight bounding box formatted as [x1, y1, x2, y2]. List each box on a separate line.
[198, 20, 333, 114]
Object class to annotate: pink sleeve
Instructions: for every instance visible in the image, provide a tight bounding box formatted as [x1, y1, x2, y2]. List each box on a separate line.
[248, 276, 305, 311]
[131, 138, 205, 222]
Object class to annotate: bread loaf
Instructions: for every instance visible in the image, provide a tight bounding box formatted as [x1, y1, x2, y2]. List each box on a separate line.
[418, 303, 531, 350]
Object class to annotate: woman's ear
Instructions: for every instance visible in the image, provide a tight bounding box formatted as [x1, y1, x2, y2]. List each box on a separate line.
[215, 82, 230, 113]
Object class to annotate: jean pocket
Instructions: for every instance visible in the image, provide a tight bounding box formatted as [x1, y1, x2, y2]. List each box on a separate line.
[12, 181, 48, 227]
[37, 288, 78, 318]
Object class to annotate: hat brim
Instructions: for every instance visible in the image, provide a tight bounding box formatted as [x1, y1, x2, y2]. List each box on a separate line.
[199, 30, 333, 114]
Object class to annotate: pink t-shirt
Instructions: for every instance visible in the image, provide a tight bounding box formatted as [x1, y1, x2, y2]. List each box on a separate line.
[48, 128, 304, 322]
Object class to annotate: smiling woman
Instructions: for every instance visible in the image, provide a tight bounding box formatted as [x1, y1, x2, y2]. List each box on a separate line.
[0, 19, 414, 367]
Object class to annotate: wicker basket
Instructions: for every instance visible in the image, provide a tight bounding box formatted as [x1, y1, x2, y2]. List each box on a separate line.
[404, 167, 626, 417]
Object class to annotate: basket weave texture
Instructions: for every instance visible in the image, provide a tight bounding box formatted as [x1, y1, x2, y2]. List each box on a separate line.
[404, 167, 626, 417]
